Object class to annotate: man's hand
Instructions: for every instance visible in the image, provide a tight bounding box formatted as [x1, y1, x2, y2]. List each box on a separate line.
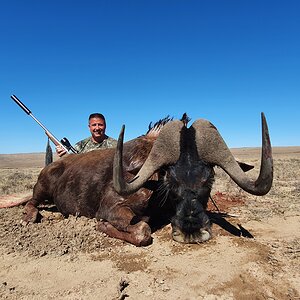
[56, 145, 67, 157]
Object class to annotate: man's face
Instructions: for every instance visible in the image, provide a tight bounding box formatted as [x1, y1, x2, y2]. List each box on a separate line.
[88, 117, 106, 142]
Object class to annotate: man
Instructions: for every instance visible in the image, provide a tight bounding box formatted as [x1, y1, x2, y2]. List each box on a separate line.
[56, 113, 117, 157]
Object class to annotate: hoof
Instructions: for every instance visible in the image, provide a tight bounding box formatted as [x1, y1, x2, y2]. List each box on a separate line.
[131, 221, 152, 246]
[96, 220, 110, 233]
[22, 203, 39, 224]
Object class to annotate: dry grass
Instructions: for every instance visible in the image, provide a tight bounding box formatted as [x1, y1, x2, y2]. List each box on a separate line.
[0, 168, 41, 195]
[0, 152, 58, 196]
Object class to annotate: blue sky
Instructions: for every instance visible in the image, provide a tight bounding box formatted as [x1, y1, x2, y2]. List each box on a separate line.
[1, 0, 299, 154]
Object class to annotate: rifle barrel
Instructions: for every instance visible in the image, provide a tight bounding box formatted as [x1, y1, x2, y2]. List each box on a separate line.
[11, 94, 69, 152]
[11, 95, 31, 115]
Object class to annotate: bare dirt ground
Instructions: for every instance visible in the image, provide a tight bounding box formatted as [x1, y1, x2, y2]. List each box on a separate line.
[0, 147, 299, 300]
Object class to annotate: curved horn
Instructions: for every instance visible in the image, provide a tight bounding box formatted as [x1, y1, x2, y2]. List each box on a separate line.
[192, 113, 273, 196]
[113, 120, 184, 195]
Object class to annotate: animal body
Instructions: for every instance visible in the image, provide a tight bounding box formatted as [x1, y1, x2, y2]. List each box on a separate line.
[23, 113, 273, 246]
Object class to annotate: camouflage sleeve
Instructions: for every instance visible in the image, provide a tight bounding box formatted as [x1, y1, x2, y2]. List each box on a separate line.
[74, 142, 81, 153]
[74, 137, 90, 153]
[106, 137, 118, 148]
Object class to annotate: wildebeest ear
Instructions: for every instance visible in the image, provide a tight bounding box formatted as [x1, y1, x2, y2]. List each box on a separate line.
[237, 161, 254, 172]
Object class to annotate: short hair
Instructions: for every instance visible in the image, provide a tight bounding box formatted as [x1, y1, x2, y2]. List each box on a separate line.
[88, 113, 106, 121]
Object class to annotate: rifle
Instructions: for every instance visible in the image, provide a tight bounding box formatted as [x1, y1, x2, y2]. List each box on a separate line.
[11, 95, 78, 154]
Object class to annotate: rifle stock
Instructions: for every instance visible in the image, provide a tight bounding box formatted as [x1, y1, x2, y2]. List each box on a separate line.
[45, 130, 62, 147]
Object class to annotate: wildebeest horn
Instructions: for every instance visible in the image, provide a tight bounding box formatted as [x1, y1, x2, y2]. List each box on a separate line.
[192, 112, 273, 196]
[113, 120, 184, 195]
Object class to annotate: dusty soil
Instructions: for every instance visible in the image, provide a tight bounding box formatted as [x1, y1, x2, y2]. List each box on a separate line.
[0, 147, 299, 299]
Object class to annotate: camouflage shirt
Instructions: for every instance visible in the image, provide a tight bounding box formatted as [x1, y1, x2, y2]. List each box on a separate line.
[74, 135, 117, 154]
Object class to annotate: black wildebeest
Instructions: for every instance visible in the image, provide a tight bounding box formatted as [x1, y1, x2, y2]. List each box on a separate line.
[22, 113, 273, 246]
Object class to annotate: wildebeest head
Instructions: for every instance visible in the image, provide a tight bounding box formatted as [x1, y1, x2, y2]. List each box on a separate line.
[114, 113, 273, 244]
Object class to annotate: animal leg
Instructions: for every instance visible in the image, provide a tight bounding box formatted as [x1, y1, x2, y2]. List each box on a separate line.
[22, 177, 53, 224]
[22, 199, 40, 224]
[97, 220, 152, 246]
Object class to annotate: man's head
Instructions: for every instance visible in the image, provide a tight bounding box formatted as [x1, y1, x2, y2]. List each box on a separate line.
[88, 113, 107, 143]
